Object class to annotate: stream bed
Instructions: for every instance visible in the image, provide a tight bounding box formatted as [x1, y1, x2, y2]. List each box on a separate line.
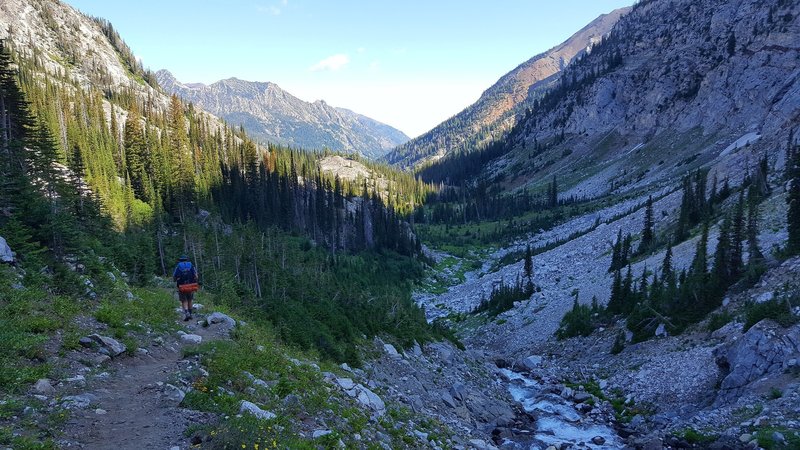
[498, 369, 624, 450]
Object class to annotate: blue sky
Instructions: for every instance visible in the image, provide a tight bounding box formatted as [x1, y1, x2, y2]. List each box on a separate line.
[64, 0, 633, 138]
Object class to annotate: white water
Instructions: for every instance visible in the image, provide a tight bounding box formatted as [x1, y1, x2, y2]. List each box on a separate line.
[499, 369, 623, 450]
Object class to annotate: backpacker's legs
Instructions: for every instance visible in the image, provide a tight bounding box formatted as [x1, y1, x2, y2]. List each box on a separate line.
[179, 291, 193, 321]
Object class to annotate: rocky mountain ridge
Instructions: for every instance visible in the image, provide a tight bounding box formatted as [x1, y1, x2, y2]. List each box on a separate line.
[384, 7, 629, 169]
[485, 0, 800, 197]
[156, 70, 409, 159]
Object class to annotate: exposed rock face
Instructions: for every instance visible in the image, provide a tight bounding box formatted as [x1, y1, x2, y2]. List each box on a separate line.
[385, 7, 629, 168]
[714, 321, 800, 405]
[496, 0, 800, 198]
[0, 236, 14, 263]
[156, 70, 408, 159]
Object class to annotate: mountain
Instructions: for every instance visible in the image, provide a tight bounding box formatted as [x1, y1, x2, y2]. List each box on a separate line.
[421, 0, 799, 194]
[156, 70, 409, 159]
[384, 7, 630, 169]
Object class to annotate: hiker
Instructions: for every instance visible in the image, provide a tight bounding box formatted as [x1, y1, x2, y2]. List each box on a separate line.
[173, 255, 199, 321]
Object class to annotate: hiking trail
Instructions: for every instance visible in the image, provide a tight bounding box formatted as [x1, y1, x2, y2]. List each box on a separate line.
[60, 308, 228, 450]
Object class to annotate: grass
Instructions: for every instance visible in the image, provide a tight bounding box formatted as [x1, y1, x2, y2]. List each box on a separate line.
[754, 427, 800, 450]
[679, 428, 718, 445]
[177, 299, 448, 449]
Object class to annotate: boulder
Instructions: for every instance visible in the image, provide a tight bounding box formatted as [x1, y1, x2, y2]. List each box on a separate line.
[33, 378, 55, 395]
[450, 383, 468, 402]
[207, 312, 236, 328]
[312, 430, 332, 439]
[441, 392, 458, 408]
[84, 334, 127, 357]
[383, 343, 401, 358]
[714, 321, 800, 405]
[354, 385, 385, 415]
[573, 392, 592, 403]
[335, 377, 356, 391]
[755, 291, 774, 303]
[0, 236, 14, 263]
[165, 384, 186, 403]
[180, 334, 203, 345]
[655, 323, 667, 337]
[61, 393, 98, 409]
[520, 355, 543, 371]
[239, 400, 276, 420]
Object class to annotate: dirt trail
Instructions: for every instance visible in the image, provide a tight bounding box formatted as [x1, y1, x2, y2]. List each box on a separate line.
[61, 319, 219, 450]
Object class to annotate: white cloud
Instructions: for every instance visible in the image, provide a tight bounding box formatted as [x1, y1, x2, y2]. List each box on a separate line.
[256, 2, 284, 15]
[309, 54, 350, 72]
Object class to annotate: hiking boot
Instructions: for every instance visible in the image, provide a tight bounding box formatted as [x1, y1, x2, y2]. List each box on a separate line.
[183, 313, 191, 322]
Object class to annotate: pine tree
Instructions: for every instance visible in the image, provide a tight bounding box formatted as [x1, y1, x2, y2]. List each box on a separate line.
[608, 269, 623, 314]
[639, 195, 654, 254]
[713, 215, 732, 288]
[548, 175, 558, 208]
[610, 228, 622, 272]
[746, 188, 764, 265]
[661, 243, 673, 282]
[621, 265, 634, 315]
[124, 104, 149, 201]
[787, 142, 800, 255]
[729, 191, 745, 279]
[523, 244, 533, 280]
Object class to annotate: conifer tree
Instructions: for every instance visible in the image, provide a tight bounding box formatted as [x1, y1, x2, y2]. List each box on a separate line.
[639, 195, 654, 254]
[548, 175, 558, 208]
[746, 189, 764, 265]
[124, 104, 149, 201]
[661, 243, 673, 282]
[788, 142, 800, 255]
[729, 191, 745, 279]
[608, 269, 623, 314]
[713, 215, 732, 288]
[523, 243, 533, 280]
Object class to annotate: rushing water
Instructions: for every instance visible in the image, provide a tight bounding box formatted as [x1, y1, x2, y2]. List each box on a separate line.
[499, 369, 623, 449]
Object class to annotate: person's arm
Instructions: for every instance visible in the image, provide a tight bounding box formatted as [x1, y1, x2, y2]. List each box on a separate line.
[173, 266, 179, 282]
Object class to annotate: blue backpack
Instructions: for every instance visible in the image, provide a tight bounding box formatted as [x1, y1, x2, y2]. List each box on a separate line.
[175, 261, 196, 285]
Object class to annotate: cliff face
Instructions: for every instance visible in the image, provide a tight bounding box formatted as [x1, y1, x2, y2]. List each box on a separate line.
[384, 7, 629, 169]
[495, 0, 799, 195]
[156, 70, 409, 159]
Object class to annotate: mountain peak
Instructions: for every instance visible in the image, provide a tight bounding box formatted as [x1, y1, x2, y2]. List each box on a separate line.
[158, 73, 408, 158]
[384, 7, 629, 168]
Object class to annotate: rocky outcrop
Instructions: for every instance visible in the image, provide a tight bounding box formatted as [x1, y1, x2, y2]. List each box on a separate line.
[714, 320, 800, 405]
[0, 236, 14, 263]
[156, 70, 408, 159]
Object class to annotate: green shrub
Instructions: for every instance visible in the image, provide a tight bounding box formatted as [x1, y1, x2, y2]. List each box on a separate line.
[754, 428, 800, 450]
[744, 299, 798, 331]
[680, 428, 717, 444]
[556, 297, 594, 340]
[707, 311, 734, 332]
[610, 331, 625, 354]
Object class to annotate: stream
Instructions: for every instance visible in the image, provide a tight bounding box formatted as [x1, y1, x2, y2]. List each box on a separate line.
[498, 369, 624, 450]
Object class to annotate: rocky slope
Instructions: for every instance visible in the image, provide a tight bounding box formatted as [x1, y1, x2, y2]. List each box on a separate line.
[483, 0, 800, 196]
[156, 70, 409, 159]
[384, 7, 629, 169]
